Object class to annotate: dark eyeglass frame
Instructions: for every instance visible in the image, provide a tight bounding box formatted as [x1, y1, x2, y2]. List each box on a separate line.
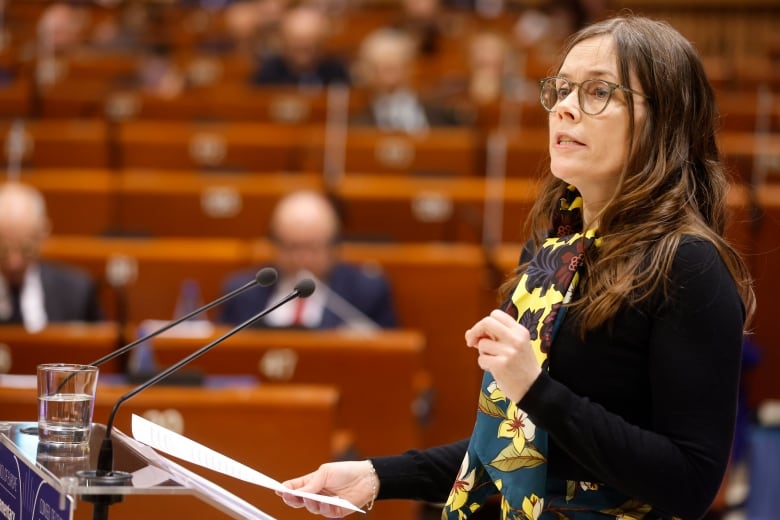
[539, 76, 649, 115]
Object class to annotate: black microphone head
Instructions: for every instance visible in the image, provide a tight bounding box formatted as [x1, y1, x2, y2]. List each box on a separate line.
[255, 267, 279, 287]
[294, 278, 316, 298]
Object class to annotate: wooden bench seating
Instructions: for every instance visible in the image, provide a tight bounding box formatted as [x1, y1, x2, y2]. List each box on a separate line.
[115, 120, 308, 172]
[0, 119, 111, 169]
[41, 236, 250, 322]
[13, 169, 117, 235]
[301, 126, 486, 177]
[149, 328, 429, 458]
[747, 183, 780, 407]
[332, 173, 538, 243]
[0, 323, 123, 374]
[114, 170, 324, 237]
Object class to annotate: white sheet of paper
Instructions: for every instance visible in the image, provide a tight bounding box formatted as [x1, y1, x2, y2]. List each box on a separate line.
[131, 414, 363, 513]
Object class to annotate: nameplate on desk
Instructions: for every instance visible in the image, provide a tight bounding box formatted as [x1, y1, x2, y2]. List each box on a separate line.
[0, 440, 73, 520]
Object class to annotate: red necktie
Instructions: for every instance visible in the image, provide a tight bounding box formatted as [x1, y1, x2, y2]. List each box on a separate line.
[291, 297, 306, 326]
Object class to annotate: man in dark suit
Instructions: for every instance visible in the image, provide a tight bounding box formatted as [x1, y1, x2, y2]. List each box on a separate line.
[0, 182, 102, 332]
[219, 190, 398, 330]
[250, 5, 350, 89]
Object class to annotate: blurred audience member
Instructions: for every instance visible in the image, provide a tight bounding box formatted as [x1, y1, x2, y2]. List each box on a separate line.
[352, 28, 465, 133]
[466, 30, 514, 105]
[36, 2, 89, 58]
[220, 190, 398, 330]
[136, 42, 185, 98]
[221, 0, 262, 55]
[514, 0, 606, 56]
[0, 182, 102, 332]
[90, 1, 151, 52]
[250, 4, 349, 88]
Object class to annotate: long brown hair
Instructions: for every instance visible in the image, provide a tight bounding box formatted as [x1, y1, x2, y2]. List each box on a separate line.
[503, 15, 755, 332]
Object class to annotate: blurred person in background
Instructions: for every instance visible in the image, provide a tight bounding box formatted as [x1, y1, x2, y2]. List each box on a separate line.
[0, 182, 102, 332]
[250, 4, 350, 88]
[351, 28, 466, 133]
[219, 190, 397, 330]
[466, 30, 514, 105]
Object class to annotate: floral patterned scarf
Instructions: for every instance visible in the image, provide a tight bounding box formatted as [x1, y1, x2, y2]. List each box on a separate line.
[443, 186, 597, 519]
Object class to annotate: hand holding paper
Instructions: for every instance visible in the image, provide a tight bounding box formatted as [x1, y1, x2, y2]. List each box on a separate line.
[131, 414, 363, 514]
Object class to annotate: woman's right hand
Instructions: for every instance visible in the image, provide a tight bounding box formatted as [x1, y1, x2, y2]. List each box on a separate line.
[277, 460, 378, 518]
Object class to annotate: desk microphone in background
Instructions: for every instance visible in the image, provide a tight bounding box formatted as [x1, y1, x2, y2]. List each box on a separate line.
[88, 267, 279, 370]
[104, 255, 137, 372]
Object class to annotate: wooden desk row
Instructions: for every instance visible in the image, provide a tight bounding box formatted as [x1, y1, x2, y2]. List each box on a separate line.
[18, 168, 770, 243]
[2, 118, 778, 180]
[24, 170, 542, 242]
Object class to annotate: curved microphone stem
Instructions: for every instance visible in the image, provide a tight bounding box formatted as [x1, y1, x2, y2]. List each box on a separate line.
[97, 279, 315, 475]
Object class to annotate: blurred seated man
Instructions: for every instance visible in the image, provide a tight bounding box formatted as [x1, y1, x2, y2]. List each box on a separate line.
[219, 190, 398, 330]
[250, 4, 350, 89]
[466, 30, 514, 105]
[0, 182, 102, 332]
[36, 2, 89, 58]
[351, 28, 466, 133]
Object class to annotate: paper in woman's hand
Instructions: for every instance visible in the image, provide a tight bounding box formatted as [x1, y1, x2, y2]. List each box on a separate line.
[131, 414, 363, 513]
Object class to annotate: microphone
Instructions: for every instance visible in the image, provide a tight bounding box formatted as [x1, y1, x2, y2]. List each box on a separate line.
[95, 277, 316, 477]
[89, 267, 278, 369]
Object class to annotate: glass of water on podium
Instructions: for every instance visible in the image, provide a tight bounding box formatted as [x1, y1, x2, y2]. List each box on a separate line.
[36, 363, 99, 459]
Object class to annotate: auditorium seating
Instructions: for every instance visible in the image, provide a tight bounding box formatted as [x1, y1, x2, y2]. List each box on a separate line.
[0, 119, 111, 169]
[332, 173, 538, 243]
[0, 77, 32, 118]
[0, 323, 123, 374]
[719, 131, 780, 185]
[747, 183, 780, 408]
[114, 120, 307, 171]
[13, 169, 117, 235]
[301, 126, 487, 177]
[106, 84, 370, 124]
[40, 236, 250, 322]
[149, 328, 429, 457]
[114, 170, 324, 237]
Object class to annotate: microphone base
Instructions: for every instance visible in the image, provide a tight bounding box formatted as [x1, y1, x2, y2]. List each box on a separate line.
[76, 470, 133, 520]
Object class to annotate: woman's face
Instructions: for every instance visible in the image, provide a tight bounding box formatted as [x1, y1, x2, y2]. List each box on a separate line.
[548, 34, 647, 216]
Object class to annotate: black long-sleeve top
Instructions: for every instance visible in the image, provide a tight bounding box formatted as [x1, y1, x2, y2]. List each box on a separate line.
[371, 238, 745, 520]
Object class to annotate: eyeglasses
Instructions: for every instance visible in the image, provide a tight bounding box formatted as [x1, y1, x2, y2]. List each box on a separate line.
[539, 76, 648, 115]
